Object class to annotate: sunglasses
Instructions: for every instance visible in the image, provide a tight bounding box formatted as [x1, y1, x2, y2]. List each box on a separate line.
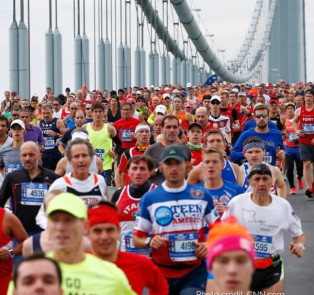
[255, 114, 268, 119]
[71, 108, 78, 110]
[12, 114, 20, 117]
[85, 107, 91, 110]
[211, 100, 220, 105]
[270, 103, 278, 106]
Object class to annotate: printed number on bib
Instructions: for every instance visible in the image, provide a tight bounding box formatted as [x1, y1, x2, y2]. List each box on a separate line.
[288, 132, 298, 142]
[124, 232, 151, 255]
[252, 234, 272, 258]
[21, 183, 48, 206]
[121, 130, 133, 141]
[263, 155, 272, 164]
[44, 136, 55, 149]
[95, 149, 105, 161]
[168, 232, 198, 261]
[302, 123, 314, 134]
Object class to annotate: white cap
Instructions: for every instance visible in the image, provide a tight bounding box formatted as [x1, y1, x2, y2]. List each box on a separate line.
[173, 89, 179, 94]
[11, 119, 25, 130]
[238, 92, 246, 97]
[231, 88, 239, 93]
[72, 131, 89, 140]
[154, 87, 160, 91]
[155, 104, 167, 115]
[162, 93, 171, 100]
[165, 87, 169, 91]
[211, 95, 221, 103]
[135, 124, 150, 133]
[186, 82, 192, 88]
[136, 90, 142, 95]
[150, 85, 155, 89]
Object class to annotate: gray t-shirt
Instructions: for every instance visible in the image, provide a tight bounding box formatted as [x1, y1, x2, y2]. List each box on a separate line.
[0, 145, 21, 165]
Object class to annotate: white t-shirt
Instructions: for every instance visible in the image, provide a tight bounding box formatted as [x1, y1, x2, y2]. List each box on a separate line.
[222, 193, 303, 258]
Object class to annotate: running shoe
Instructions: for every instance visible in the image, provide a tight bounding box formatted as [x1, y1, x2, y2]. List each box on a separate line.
[290, 187, 296, 195]
[297, 177, 304, 190]
[305, 188, 313, 199]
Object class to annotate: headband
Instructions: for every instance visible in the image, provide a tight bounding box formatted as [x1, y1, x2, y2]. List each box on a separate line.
[88, 204, 120, 228]
[243, 141, 265, 152]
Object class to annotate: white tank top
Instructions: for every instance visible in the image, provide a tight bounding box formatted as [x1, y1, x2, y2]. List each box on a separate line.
[66, 155, 98, 174]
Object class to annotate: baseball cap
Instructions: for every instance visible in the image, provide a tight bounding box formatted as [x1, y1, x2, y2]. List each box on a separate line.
[161, 144, 189, 163]
[82, 84, 88, 89]
[154, 87, 160, 91]
[231, 88, 239, 93]
[155, 104, 167, 115]
[266, 83, 273, 89]
[71, 129, 89, 140]
[127, 98, 136, 104]
[173, 89, 179, 94]
[135, 124, 150, 133]
[136, 90, 142, 95]
[211, 95, 221, 103]
[46, 193, 87, 220]
[248, 163, 272, 179]
[188, 122, 203, 131]
[11, 119, 25, 130]
[207, 215, 255, 270]
[269, 98, 279, 105]
[162, 93, 171, 100]
[184, 102, 194, 109]
[11, 91, 17, 96]
[238, 92, 246, 97]
[186, 82, 192, 88]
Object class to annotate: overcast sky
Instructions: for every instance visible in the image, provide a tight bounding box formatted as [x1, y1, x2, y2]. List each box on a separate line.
[0, 0, 313, 98]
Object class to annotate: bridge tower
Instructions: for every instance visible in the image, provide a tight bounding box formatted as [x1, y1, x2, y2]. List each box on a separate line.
[268, 0, 306, 83]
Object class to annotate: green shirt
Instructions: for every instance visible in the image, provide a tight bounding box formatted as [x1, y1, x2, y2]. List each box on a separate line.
[46, 253, 136, 295]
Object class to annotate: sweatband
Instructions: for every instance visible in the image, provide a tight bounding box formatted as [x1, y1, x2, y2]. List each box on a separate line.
[242, 141, 265, 152]
[88, 204, 120, 228]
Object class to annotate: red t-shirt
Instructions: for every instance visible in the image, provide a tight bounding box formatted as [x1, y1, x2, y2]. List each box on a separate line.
[299, 105, 314, 145]
[114, 118, 141, 149]
[115, 251, 168, 295]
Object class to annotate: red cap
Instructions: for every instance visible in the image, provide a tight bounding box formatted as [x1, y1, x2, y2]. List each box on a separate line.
[82, 84, 88, 89]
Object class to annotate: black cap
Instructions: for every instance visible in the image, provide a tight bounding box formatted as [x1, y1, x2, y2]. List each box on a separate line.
[188, 122, 203, 131]
[161, 144, 189, 163]
[248, 164, 272, 179]
[110, 90, 117, 98]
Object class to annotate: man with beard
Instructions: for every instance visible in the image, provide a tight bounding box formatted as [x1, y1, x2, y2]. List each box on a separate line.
[231, 104, 284, 166]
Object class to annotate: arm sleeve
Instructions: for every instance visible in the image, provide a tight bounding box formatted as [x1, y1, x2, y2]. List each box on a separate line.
[111, 188, 123, 204]
[232, 109, 238, 121]
[230, 134, 245, 163]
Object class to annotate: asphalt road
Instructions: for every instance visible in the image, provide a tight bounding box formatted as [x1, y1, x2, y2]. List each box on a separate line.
[108, 182, 313, 294]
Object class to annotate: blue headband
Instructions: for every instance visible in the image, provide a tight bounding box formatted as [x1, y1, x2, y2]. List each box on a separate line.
[243, 141, 265, 152]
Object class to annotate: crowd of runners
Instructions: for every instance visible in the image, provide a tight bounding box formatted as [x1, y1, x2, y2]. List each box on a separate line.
[0, 80, 313, 295]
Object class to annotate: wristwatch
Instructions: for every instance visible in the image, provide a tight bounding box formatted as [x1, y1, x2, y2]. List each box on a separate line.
[145, 237, 151, 248]
[8, 249, 15, 258]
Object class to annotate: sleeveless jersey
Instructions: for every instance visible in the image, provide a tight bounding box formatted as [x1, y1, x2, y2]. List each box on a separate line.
[269, 113, 283, 131]
[116, 183, 156, 252]
[63, 174, 105, 205]
[172, 110, 189, 131]
[242, 163, 276, 194]
[86, 123, 113, 170]
[40, 118, 62, 159]
[222, 160, 237, 183]
[0, 208, 13, 294]
[285, 118, 299, 147]
[60, 107, 70, 119]
[298, 105, 314, 145]
[66, 155, 98, 174]
[220, 107, 235, 134]
[118, 147, 144, 185]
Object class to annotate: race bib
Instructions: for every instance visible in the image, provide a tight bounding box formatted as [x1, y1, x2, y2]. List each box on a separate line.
[168, 232, 198, 261]
[95, 149, 105, 161]
[121, 130, 133, 141]
[263, 155, 272, 164]
[21, 182, 48, 206]
[4, 163, 23, 175]
[302, 123, 314, 134]
[124, 232, 151, 255]
[44, 136, 55, 149]
[252, 234, 272, 258]
[288, 132, 298, 142]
